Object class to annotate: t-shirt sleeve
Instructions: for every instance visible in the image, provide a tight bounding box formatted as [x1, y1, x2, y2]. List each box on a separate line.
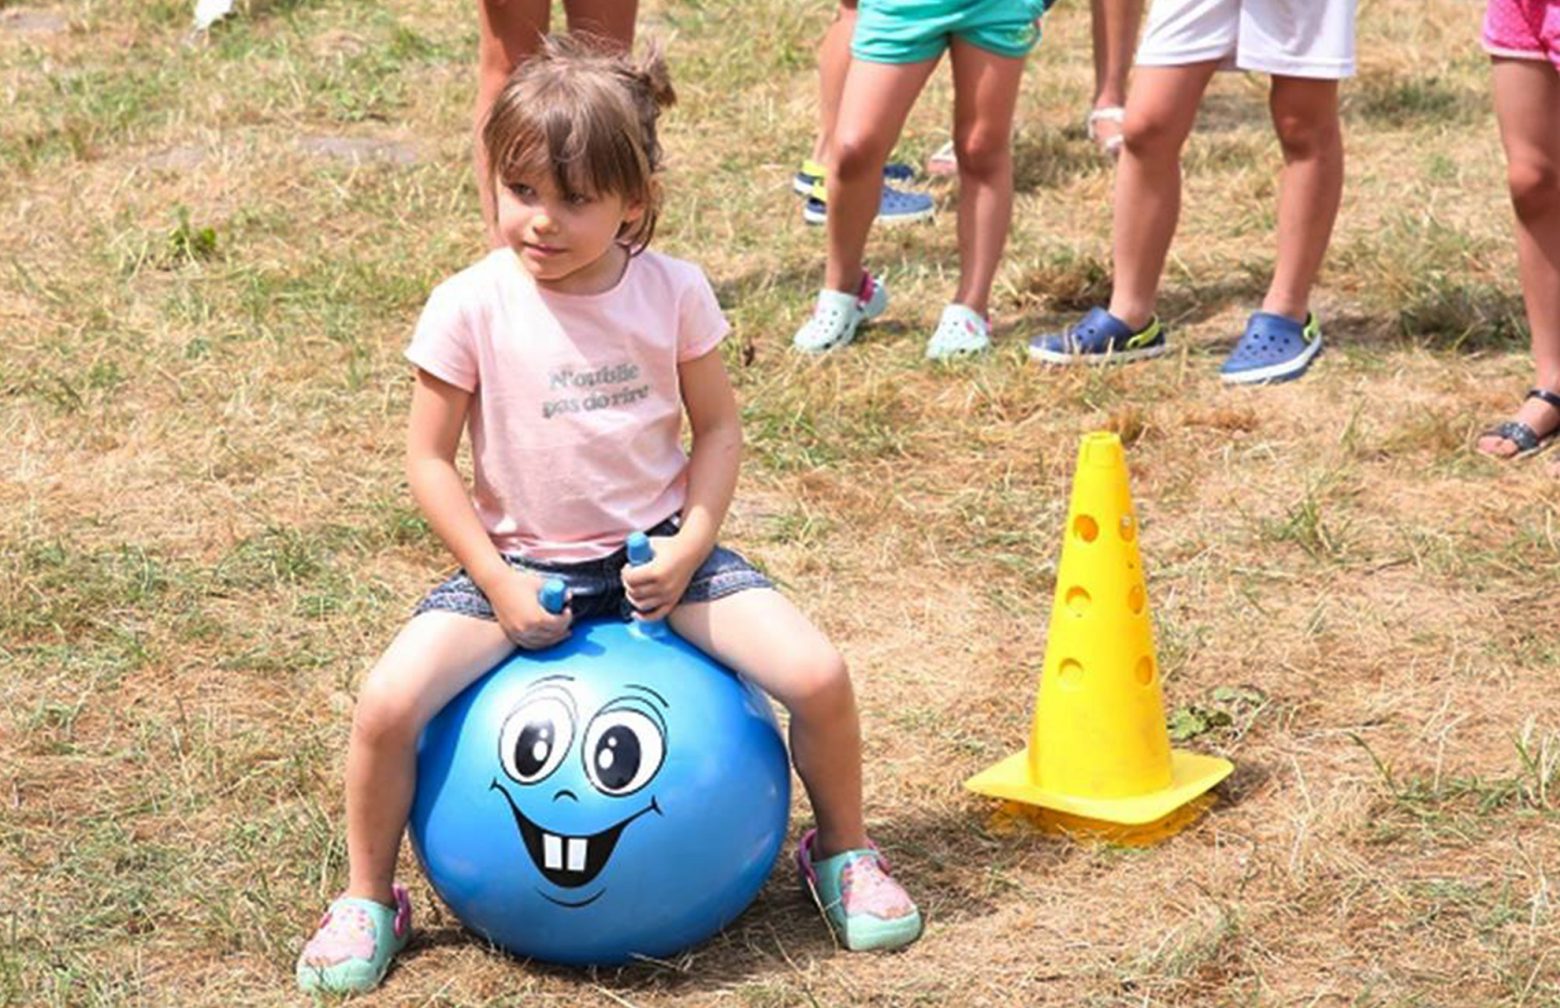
[676, 266, 730, 363]
[405, 281, 479, 392]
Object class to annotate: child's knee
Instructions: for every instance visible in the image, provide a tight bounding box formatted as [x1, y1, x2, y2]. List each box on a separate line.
[953, 128, 1010, 180]
[1270, 110, 1340, 159]
[1508, 159, 1560, 219]
[778, 644, 852, 715]
[352, 675, 423, 750]
[831, 132, 888, 182]
[1120, 108, 1185, 160]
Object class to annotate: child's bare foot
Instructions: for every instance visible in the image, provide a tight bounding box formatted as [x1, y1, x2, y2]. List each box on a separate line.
[1475, 388, 1560, 460]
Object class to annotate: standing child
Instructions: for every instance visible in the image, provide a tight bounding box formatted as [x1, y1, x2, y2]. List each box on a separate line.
[1030, 0, 1356, 384]
[295, 36, 921, 995]
[792, 0, 1055, 359]
[1475, 0, 1560, 460]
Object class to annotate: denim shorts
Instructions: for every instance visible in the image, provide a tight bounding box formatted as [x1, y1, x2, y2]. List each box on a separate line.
[413, 519, 773, 622]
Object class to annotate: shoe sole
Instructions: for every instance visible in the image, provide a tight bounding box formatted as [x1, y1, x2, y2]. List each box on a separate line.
[1219, 337, 1322, 385]
[803, 205, 935, 227]
[1027, 343, 1169, 366]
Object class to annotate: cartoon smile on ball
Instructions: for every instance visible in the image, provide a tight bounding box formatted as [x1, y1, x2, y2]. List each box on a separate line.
[488, 675, 668, 907]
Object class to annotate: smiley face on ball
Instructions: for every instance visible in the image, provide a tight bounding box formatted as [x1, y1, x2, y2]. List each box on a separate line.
[488, 674, 670, 907]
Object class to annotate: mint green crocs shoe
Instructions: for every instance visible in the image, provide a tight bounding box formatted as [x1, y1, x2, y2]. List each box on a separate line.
[926, 303, 991, 360]
[793, 272, 889, 354]
[296, 885, 411, 994]
[797, 829, 922, 951]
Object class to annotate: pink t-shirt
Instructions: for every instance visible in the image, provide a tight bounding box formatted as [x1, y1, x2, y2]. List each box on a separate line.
[405, 248, 729, 562]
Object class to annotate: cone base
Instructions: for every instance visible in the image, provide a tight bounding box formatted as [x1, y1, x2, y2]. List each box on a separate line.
[990, 795, 1216, 846]
[964, 747, 1233, 825]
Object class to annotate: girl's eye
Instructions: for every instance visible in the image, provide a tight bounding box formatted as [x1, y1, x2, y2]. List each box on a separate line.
[565, 192, 592, 207]
[508, 183, 535, 199]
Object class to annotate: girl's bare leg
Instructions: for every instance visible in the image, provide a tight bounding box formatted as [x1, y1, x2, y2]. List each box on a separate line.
[670, 591, 865, 857]
[1480, 58, 1560, 458]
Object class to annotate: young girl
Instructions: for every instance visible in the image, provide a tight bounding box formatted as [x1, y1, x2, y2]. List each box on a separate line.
[1475, 0, 1560, 460]
[792, 0, 1054, 359]
[296, 37, 921, 994]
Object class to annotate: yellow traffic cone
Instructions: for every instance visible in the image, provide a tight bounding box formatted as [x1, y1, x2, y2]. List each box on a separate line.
[965, 431, 1232, 828]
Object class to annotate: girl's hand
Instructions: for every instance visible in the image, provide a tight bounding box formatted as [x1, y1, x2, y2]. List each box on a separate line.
[620, 534, 704, 621]
[487, 568, 573, 649]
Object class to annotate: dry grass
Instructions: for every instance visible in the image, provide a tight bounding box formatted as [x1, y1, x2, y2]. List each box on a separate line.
[4, 0, 1560, 1005]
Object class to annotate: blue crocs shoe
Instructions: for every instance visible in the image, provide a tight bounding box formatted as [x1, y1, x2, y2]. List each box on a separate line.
[1028, 306, 1167, 365]
[803, 179, 934, 226]
[792, 158, 914, 195]
[1219, 311, 1322, 385]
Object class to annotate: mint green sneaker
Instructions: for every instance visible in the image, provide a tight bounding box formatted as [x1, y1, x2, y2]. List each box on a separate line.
[796, 829, 922, 951]
[296, 886, 411, 993]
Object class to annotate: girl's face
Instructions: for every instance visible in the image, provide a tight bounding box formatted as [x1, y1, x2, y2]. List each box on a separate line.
[496, 170, 644, 295]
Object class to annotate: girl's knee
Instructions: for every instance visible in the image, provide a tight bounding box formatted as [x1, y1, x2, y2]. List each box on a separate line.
[1121, 108, 1186, 160]
[953, 129, 1010, 180]
[1271, 112, 1339, 158]
[352, 674, 424, 751]
[831, 132, 889, 182]
[1508, 159, 1560, 219]
[779, 645, 852, 714]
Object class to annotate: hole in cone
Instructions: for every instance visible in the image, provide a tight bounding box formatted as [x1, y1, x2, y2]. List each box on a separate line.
[1065, 586, 1091, 615]
[1119, 514, 1137, 541]
[1128, 584, 1145, 614]
[1059, 658, 1084, 687]
[1074, 515, 1099, 542]
[1135, 656, 1154, 686]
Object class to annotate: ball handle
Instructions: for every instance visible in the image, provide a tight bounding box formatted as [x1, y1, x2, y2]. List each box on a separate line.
[624, 531, 666, 633]
[538, 578, 567, 615]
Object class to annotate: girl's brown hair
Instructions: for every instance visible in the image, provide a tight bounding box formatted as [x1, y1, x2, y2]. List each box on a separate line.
[482, 34, 676, 257]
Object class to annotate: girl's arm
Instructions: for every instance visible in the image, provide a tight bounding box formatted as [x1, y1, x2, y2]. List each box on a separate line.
[407, 368, 571, 648]
[620, 348, 742, 620]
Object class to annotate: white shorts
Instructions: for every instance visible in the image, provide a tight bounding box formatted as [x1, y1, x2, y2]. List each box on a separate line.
[1136, 0, 1357, 79]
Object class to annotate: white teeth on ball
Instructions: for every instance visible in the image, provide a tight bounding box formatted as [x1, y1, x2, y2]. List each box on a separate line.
[567, 838, 587, 872]
[544, 834, 563, 870]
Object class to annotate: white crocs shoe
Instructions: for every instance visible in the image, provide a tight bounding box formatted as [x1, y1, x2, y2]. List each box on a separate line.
[925, 303, 990, 360]
[792, 272, 889, 354]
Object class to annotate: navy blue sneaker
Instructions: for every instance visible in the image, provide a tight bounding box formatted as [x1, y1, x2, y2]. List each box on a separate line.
[1219, 312, 1322, 384]
[792, 158, 914, 195]
[1028, 306, 1167, 365]
[803, 179, 934, 226]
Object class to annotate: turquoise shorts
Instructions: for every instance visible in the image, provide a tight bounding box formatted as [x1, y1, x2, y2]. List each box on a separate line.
[852, 0, 1052, 64]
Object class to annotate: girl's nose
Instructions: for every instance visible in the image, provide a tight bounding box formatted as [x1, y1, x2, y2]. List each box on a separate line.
[532, 212, 556, 233]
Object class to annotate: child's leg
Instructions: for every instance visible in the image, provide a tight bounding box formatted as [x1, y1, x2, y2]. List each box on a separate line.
[342, 611, 513, 906]
[1262, 75, 1344, 321]
[825, 57, 941, 293]
[1106, 62, 1220, 329]
[669, 590, 865, 855]
[1479, 58, 1560, 457]
[810, 2, 860, 168]
[473, 0, 636, 244]
[947, 39, 1027, 317]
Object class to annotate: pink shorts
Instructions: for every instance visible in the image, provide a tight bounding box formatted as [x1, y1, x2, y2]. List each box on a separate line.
[1484, 0, 1560, 67]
